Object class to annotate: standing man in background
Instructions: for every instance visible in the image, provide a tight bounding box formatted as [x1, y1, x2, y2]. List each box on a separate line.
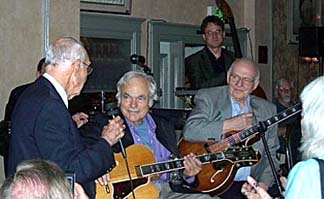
[1, 58, 46, 178]
[185, 15, 235, 89]
[4, 58, 46, 121]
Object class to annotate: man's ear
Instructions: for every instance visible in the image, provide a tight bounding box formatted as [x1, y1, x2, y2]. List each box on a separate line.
[71, 59, 81, 74]
[226, 72, 230, 84]
[252, 80, 260, 91]
[202, 34, 206, 41]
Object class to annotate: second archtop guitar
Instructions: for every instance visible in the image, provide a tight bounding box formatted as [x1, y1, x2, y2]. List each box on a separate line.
[179, 103, 302, 195]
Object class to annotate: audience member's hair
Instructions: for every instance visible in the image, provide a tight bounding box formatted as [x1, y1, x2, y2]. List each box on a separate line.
[299, 76, 324, 160]
[0, 176, 13, 199]
[274, 77, 294, 98]
[116, 70, 158, 107]
[45, 37, 86, 67]
[227, 58, 260, 84]
[0, 160, 72, 199]
[200, 15, 225, 33]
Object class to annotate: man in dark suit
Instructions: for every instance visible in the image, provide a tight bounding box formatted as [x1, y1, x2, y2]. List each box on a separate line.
[1, 58, 46, 177]
[184, 58, 279, 199]
[4, 58, 46, 121]
[107, 70, 215, 199]
[2, 57, 89, 177]
[185, 15, 235, 89]
[7, 37, 125, 199]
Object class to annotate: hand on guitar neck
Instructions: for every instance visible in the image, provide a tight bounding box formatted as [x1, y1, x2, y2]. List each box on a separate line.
[183, 153, 203, 178]
[204, 112, 255, 154]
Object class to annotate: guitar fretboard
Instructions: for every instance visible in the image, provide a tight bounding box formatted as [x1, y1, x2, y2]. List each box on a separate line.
[139, 153, 224, 176]
[138, 146, 258, 177]
[225, 103, 302, 146]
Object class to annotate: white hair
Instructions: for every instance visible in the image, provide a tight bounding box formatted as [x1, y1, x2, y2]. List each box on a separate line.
[45, 37, 87, 68]
[116, 70, 158, 107]
[274, 77, 294, 98]
[0, 160, 72, 199]
[299, 76, 324, 159]
[227, 58, 260, 84]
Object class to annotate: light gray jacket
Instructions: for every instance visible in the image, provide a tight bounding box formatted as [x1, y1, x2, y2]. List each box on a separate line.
[183, 85, 280, 186]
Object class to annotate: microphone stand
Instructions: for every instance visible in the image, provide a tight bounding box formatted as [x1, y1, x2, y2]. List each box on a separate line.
[100, 90, 105, 114]
[257, 121, 284, 198]
[111, 115, 136, 198]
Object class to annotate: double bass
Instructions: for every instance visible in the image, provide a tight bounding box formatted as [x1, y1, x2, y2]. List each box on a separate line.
[216, 0, 267, 99]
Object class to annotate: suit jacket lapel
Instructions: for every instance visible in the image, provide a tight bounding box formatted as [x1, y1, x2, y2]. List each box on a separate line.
[250, 96, 262, 124]
[221, 87, 232, 119]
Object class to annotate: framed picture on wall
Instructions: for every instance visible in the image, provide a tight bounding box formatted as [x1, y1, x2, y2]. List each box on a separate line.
[287, 0, 322, 44]
[81, 0, 132, 14]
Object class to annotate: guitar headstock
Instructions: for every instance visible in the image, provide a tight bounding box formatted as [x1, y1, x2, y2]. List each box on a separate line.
[223, 146, 260, 165]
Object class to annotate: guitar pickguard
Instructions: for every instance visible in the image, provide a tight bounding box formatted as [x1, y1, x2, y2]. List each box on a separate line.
[110, 177, 149, 199]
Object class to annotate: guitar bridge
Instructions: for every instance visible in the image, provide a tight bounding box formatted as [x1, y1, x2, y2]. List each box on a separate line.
[104, 184, 110, 193]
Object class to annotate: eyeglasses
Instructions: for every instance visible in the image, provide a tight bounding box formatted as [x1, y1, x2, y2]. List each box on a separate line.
[278, 88, 291, 93]
[87, 66, 93, 75]
[204, 29, 223, 37]
[230, 73, 255, 86]
[82, 62, 93, 75]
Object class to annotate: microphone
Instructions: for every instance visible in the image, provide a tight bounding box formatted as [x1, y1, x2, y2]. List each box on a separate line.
[130, 54, 145, 66]
[130, 54, 152, 75]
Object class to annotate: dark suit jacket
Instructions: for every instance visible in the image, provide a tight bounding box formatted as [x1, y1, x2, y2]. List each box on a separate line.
[185, 47, 235, 89]
[4, 83, 31, 121]
[2, 83, 32, 177]
[7, 76, 116, 199]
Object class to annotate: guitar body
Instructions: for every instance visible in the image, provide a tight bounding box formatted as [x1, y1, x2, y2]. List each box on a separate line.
[178, 103, 301, 195]
[96, 145, 159, 199]
[178, 140, 239, 195]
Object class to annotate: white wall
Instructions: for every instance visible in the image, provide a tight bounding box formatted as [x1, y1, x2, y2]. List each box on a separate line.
[0, 0, 80, 183]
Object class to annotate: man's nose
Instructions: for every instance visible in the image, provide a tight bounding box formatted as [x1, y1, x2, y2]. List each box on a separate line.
[130, 98, 137, 107]
[236, 78, 244, 86]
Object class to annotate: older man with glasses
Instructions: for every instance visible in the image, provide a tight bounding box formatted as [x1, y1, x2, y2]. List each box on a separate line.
[183, 58, 280, 199]
[7, 37, 125, 199]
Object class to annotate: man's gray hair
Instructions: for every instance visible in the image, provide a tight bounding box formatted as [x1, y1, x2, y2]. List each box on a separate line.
[0, 160, 72, 199]
[45, 37, 87, 67]
[299, 76, 324, 159]
[274, 77, 294, 98]
[116, 70, 158, 107]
